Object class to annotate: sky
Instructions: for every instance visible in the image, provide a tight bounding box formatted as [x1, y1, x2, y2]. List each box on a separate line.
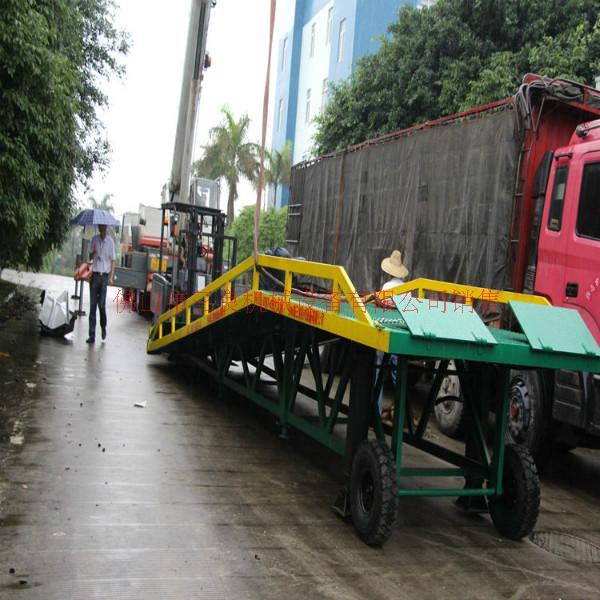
[84, 0, 294, 217]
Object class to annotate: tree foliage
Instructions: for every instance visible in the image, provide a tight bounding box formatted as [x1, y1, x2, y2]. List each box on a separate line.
[265, 141, 292, 208]
[0, 0, 127, 268]
[193, 108, 258, 225]
[226, 205, 288, 262]
[89, 193, 115, 213]
[314, 0, 600, 154]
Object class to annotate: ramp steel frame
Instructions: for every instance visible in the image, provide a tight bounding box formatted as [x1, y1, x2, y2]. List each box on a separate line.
[147, 255, 600, 545]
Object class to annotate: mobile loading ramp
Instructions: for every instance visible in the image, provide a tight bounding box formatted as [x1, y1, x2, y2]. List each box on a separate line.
[148, 255, 600, 546]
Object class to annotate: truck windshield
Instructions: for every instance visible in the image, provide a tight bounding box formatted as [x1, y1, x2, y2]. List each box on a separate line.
[548, 166, 568, 231]
[577, 163, 600, 241]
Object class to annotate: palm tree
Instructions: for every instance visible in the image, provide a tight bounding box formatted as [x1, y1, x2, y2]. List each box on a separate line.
[265, 141, 292, 208]
[89, 193, 115, 213]
[87, 193, 118, 249]
[193, 108, 258, 224]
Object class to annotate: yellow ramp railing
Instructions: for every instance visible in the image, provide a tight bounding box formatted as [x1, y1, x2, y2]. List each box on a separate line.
[147, 255, 386, 353]
[379, 278, 551, 307]
[147, 256, 550, 354]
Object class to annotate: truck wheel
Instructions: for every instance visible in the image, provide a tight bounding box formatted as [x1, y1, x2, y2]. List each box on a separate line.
[434, 396, 465, 439]
[433, 360, 465, 439]
[488, 444, 540, 540]
[507, 371, 552, 466]
[350, 439, 397, 546]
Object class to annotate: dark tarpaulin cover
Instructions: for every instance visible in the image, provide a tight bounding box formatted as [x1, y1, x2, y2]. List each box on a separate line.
[287, 108, 522, 294]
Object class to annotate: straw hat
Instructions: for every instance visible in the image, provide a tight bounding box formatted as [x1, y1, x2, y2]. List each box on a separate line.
[381, 250, 409, 279]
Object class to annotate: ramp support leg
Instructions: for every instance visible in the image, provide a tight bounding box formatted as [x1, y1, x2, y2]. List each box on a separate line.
[279, 322, 298, 439]
[333, 343, 376, 519]
[490, 366, 511, 494]
[457, 361, 493, 511]
[392, 357, 409, 482]
[344, 344, 377, 478]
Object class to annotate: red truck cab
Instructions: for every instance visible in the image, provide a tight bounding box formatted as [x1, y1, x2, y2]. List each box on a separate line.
[536, 120, 600, 344]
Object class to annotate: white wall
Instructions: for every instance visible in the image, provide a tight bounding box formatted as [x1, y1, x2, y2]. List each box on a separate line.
[292, 1, 334, 163]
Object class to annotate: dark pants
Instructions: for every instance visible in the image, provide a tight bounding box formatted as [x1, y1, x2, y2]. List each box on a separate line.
[89, 272, 108, 339]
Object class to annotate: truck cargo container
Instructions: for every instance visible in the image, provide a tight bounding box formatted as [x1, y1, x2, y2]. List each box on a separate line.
[287, 74, 600, 462]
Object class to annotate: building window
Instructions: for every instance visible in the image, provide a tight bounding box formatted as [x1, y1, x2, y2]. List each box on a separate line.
[281, 37, 287, 72]
[277, 98, 284, 132]
[326, 7, 333, 45]
[310, 22, 316, 58]
[337, 19, 346, 63]
[321, 78, 328, 111]
[305, 89, 311, 123]
[577, 162, 600, 241]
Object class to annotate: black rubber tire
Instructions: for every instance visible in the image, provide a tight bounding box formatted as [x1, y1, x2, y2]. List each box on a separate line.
[350, 439, 398, 546]
[507, 370, 553, 467]
[434, 396, 465, 439]
[488, 444, 540, 540]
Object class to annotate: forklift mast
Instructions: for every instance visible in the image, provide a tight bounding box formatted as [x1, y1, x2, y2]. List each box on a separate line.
[153, 202, 237, 314]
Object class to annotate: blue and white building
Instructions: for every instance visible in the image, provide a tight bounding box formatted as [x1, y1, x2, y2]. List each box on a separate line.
[271, 0, 432, 207]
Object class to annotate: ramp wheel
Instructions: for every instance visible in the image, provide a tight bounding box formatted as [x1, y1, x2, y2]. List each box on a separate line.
[350, 439, 398, 546]
[489, 443, 540, 540]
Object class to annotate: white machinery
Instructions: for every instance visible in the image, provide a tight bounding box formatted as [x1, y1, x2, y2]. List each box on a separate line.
[39, 290, 77, 337]
[113, 204, 168, 313]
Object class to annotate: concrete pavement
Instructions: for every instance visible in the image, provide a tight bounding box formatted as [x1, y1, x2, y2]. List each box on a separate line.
[0, 271, 599, 599]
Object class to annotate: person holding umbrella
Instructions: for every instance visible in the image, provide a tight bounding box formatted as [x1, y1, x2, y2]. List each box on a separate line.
[72, 209, 119, 344]
[87, 224, 115, 343]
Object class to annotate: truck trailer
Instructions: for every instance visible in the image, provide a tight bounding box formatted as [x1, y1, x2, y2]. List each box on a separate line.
[287, 74, 600, 463]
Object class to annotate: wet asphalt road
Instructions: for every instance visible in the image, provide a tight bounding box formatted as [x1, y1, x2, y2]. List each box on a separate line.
[0, 271, 600, 599]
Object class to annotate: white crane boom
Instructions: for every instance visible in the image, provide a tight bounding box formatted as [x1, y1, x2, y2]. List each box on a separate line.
[169, 0, 212, 204]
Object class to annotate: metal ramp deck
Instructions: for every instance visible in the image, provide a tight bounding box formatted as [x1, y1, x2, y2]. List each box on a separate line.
[147, 255, 600, 546]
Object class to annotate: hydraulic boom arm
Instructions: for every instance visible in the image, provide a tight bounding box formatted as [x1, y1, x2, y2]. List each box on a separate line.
[169, 0, 213, 204]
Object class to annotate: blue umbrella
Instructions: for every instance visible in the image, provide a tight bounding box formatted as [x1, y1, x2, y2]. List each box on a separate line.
[72, 209, 120, 227]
